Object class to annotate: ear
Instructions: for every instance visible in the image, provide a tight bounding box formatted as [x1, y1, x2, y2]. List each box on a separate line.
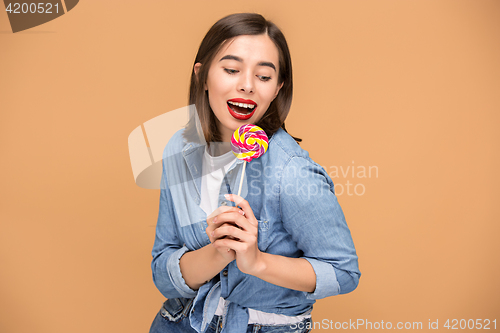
[194, 62, 201, 75]
[194, 62, 207, 90]
[274, 82, 284, 100]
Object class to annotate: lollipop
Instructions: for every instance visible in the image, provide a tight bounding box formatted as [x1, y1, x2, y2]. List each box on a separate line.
[231, 124, 269, 196]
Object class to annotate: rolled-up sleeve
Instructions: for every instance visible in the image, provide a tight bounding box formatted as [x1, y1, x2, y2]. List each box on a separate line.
[151, 157, 198, 299]
[280, 156, 360, 298]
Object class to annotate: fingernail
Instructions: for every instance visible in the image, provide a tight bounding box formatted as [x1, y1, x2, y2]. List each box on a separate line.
[238, 210, 245, 216]
[211, 231, 214, 237]
[214, 217, 217, 223]
[224, 194, 231, 200]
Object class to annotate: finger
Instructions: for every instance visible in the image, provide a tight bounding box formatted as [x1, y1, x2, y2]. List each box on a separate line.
[213, 238, 245, 253]
[206, 221, 221, 238]
[213, 212, 256, 233]
[212, 224, 239, 240]
[207, 209, 241, 238]
[207, 221, 232, 242]
[207, 205, 234, 221]
[224, 194, 257, 226]
[213, 222, 240, 234]
[212, 225, 255, 243]
[212, 210, 245, 226]
[208, 206, 245, 224]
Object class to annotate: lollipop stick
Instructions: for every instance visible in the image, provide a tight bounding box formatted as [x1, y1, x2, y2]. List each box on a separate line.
[237, 161, 246, 197]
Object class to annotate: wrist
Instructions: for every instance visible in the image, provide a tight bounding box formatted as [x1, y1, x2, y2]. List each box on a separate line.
[248, 251, 268, 277]
[209, 243, 232, 265]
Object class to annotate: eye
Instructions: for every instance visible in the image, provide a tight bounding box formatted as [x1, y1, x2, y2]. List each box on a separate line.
[224, 68, 238, 75]
[259, 76, 272, 82]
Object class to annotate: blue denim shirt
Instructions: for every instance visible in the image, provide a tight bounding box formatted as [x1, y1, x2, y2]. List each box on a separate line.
[151, 127, 360, 333]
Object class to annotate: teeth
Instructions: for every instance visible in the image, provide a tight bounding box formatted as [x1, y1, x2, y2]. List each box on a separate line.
[228, 101, 255, 109]
[233, 109, 248, 115]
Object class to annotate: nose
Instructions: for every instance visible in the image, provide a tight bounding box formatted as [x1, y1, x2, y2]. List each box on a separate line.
[237, 70, 254, 93]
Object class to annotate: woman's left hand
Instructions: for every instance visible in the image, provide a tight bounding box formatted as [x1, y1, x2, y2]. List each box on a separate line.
[211, 194, 264, 276]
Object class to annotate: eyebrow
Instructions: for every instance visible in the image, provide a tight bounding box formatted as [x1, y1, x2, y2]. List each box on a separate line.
[219, 54, 276, 72]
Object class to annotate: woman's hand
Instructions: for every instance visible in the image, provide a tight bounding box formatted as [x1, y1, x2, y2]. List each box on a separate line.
[211, 194, 265, 276]
[205, 206, 240, 262]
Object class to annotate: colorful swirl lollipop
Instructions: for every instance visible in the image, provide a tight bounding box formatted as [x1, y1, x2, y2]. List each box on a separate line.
[231, 124, 269, 162]
[231, 124, 269, 196]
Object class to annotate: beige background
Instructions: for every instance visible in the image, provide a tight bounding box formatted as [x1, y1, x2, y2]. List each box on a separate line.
[1, 1, 499, 332]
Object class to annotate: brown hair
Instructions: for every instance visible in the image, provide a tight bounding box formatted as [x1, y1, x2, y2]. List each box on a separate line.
[183, 12, 301, 144]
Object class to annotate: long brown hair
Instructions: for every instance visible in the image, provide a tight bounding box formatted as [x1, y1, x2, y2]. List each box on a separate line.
[183, 12, 301, 144]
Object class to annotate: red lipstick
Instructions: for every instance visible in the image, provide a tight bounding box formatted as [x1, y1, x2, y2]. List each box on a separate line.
[227, 98, 257, 120]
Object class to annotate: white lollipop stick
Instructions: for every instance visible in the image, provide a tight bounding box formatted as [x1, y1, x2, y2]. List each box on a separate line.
[236, 161, 246, 197]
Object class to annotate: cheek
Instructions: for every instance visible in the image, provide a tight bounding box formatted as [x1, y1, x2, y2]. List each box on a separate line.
[210, 76, 232, 97]
[261, 89, 277, 105]
[207, 79, 225, 104]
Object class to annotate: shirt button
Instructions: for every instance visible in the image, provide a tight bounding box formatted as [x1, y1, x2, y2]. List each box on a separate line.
[222, 270, 228, 276]
[221, 202, 227, 206]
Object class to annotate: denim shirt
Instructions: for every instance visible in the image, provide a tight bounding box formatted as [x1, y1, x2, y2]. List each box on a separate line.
[151, 127, 361, 333]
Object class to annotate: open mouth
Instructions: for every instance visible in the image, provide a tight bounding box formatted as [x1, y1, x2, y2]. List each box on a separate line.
[226, 100, 257, 120]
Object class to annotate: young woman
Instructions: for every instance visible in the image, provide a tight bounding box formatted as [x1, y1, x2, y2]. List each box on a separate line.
[149, 13, 360, 333]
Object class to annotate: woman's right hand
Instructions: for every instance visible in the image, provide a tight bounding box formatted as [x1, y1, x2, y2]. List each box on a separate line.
[206, 206, 243, 262]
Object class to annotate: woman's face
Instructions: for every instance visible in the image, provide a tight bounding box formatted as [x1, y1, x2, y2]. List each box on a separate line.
[195, 34, 284, 142]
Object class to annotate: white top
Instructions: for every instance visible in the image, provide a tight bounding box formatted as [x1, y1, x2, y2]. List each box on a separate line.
[199, 145, 237, 217]
[200, 145, 311, 324]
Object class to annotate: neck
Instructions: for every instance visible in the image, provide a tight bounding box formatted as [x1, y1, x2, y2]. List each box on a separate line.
[215, 119, 234, 145]
[208, 142, 232, 157]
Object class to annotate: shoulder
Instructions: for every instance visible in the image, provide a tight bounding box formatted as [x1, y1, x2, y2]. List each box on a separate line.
[266, 128, 310, 163]
[267, 129, 333, 190]
[266, 128, 324, 175]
